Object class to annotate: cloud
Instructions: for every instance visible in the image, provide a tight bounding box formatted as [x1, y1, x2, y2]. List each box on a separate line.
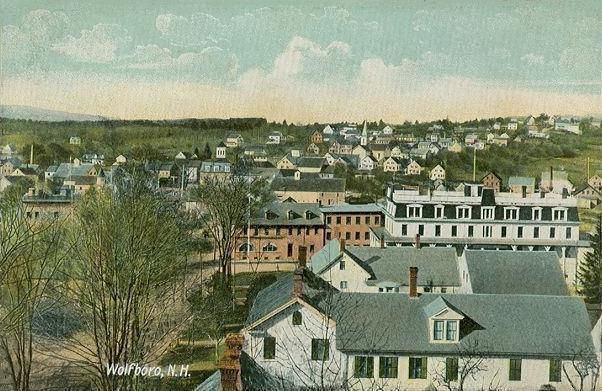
[117, 44, 238, 80]
[52, 23, 132, 63]
[155, 12, 226, 47]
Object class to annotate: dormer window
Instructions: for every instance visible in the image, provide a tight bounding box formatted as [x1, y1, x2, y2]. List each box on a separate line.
[305, 211, 316, 219]
[432, 320, 458, 341]
[552, 207, 567, 221]
[504, 207, 519, 220]
[425, 297, 465, 343]
[434, 205, 445, 219]
[407, 205, 423, 218]
[532, 207, 542, 221]
[265, 210, 278, 220]
[481, 206, 494, 220]
[456, 206, 471, 219]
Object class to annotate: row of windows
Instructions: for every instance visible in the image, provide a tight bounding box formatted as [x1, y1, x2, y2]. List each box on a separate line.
[400, 224, 572, 240]
[239, 243, 316, 254]
[263, 336, 329, 361]
[325, 215, 381, 225]
[405, 205, 568, 221]
[353, 356, 562, 382]
[326, 231, 371, 241]
[243, 226, 321, 236]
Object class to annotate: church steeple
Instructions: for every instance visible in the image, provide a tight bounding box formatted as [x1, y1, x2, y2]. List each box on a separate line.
[361, 120, 368, 146]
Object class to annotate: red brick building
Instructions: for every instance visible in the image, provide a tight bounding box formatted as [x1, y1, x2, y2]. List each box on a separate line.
[321, 203, 384, 246]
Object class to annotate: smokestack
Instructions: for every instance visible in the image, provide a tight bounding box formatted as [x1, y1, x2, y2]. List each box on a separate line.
[562, 188, 568, 199]
[409, 267, 418, 298]
[549, 166, 554, 192]
[415, 234, 421, 249]
[339, 239, 346, 254]
[298, 245, 307, 268]
[521, 185, 527, 198]
[218, 333, 244, 391]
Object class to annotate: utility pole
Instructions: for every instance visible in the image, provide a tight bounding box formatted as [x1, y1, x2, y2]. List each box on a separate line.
[472, 147, 476, 182]
[587, 156, 590, 181]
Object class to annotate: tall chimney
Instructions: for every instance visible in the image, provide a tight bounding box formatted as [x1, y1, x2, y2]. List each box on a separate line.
[409, 267, 418, 298]
[339, 239, 346, 254]
[218, 333, 244, 391]
[415, 234, 421, 249]
[293, 268, 303, 298]
[298, 245, 307, 268]
[549, 166, 554, 192]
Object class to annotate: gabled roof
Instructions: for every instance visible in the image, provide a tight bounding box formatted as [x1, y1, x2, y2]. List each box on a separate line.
[465, 250, 568, 296]
[251, 202, 323, 226]
[481, 171, 502, 181]
[271, 177, 345, 193]
[508, 176, 535, 187]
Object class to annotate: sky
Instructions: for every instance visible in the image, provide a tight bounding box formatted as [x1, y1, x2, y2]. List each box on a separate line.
[1, 0, 601, 123]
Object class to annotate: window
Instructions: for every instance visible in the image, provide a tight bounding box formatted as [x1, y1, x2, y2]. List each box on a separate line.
[314, 227, 319, 234]
[339, 260, 345, 270]
[517, 226, 523, 238]
[468, 225, 474, 237]
[326, 216, 332, 224]
[483, 225, 492, 237]
[504, 207, 519, 220]
[553, 208, 567, 221]
[402, 224, 408, 236]
[292, 311, 302, 326]
[501, 226, 507, 237]
[336, 216, 341, 224]
[457, 206, 471, 219]
[340, 281, 348, 290]
[433, 320, 444, 340]
[310, 245, 315, 253]
[446, 320, 457, 340]
[288, 227, 293, 235]
[375, 216, 380, 225]
[365, 216, 371, 224]
[481, 207, 494, 220]
[262, 243, 277, 252]
[549, 359, 562, 382]
[407, 205, 423, 218]
[451, 225, 458, 237]
[509, 359, 521, 381]
[409, 357, 427, 379]
[311, 339, 329, 361]
[355, 232, 360, 240]
[418, 225, 424, 236]
[533, 227, 539, 238]
[379, 357, 398, 379]
[435, 205, 445, 219]
[263, 337, 276, 359]
[253, 228, 258, 236]
[326, 232, 332, 240]
[550, 227, 555, 238]
[276, 227, 281, 236]
[532, 208, 542, 220]
[287, 243, 293, 257]
[239, 243, 253, 252]
[353, 216, 360, 224]
[264, 228, 269, 235]
[446, 358, 459, 381]
[346, 216, 351, 224]
[435, 225, 441, 237]
[566, 227, 572, 239]
[297, 228, 301, 235]
[345, 232, 351, 240]
[365, 232, 370, 240]
[354, 356, 373, 378]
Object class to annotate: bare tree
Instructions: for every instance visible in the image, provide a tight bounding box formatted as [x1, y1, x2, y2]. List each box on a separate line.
[194, 162, 272, 278]
[0, 188, 68, 391]
[42, 165, 194, 391]
[562, 347, 600, 391]
[430, 340, 494, 391]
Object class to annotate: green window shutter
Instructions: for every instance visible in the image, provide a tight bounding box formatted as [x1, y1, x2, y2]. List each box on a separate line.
[420, 357, 428, 379]
[263, 337, 275, 359]
[367, 357, 374, 378]
[549, 359, 562, 382]
[446, 357, 458, 381]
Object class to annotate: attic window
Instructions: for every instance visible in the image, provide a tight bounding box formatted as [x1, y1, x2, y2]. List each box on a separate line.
[305, 211, 316, 219]
[288, 210, 300, 220]
[265, 210, 278, 220]
[432, 320, 458, 342]
[292, 311, 302, 326]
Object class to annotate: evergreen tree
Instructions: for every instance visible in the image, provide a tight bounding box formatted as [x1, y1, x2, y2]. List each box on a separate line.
[194, 146, 200, 158]
[202, 142, 212, 160]
[577, 216, 602, 303]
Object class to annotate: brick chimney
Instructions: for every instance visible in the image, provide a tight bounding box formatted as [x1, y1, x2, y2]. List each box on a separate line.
[521, 185, 527, 198]
[293, 268, 303, 298]
[339, 239, 346, 253]
[415, 234, 421, 249]
[380, 235, 385, 248]
[409, 267, 418, 298]
[549, 166, 554, 192]
[298, 245, 307, 268]
[218, 333, 244, 391]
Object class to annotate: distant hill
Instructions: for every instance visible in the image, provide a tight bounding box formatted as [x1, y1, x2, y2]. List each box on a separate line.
[0, 105, 109, 122]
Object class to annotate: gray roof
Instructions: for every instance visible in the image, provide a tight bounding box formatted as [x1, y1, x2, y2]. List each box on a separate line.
[53, 163, 96, 178]
[271, 177, 345, 193]
[334, 292, 594, 358]
[347, 246, 460, 287]
[508, 176, 535, 187]
[465, 250, 568, 296]
[252, 202, 323, 226]
[319, 203, 382, 214]
[247, 269, 594, 358]
[309, 239, 341, 273]
[297, 156, 326, 168]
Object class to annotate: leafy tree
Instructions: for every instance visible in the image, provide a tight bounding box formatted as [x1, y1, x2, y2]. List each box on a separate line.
[577, 216, 602, 303]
